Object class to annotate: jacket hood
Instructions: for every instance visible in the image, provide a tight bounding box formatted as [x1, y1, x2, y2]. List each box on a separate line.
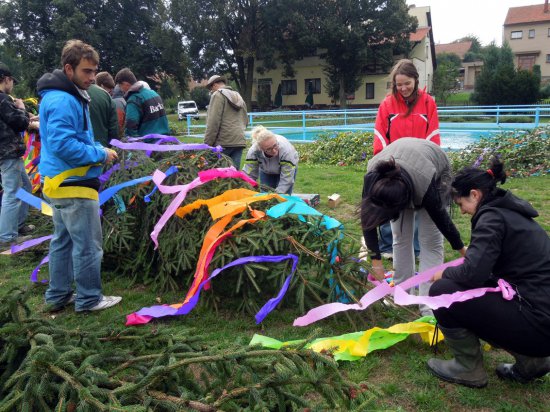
[218, 87, 246, 110]
[36, 69, 90, 103]
[475, 189, 538, 222]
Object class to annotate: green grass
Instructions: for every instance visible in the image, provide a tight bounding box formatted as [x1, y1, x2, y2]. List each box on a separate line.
[1, 167, 549, 410]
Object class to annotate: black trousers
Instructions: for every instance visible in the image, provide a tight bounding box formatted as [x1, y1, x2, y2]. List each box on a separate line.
[430, 279, 550, 357]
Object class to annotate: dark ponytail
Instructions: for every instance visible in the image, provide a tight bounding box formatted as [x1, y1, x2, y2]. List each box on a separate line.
[451, 157, 506, 208]
[361, 158, 412, 231]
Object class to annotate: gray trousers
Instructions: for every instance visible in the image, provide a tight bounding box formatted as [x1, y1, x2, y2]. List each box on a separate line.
[391, 208, 443, 316]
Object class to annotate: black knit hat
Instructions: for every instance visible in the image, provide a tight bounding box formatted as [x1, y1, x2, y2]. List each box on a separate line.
[0, 62, 18, 84]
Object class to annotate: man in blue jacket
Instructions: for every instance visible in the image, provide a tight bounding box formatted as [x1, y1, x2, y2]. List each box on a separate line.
[0, 62, 33, 247]
[36, 39, 121, 312]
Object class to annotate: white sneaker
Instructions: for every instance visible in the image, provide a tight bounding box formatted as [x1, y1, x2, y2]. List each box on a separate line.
[381, 252, 393, 260]
[88, 296, 122, 311]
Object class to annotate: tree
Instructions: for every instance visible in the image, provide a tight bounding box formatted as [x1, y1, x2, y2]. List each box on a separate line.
[472, 42, 540, 105]
[190, 86, 211, 109]
[433, 53, 460, 105]
[316, 0, 416, 107]
[0, 0, 189, 92]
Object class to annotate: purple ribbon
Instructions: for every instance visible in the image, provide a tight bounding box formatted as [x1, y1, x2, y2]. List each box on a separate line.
[9, 235, 52, 254]
[31, 254, 50, 283]
[110, 138, 223, 155]
[130, 254, 298, 324]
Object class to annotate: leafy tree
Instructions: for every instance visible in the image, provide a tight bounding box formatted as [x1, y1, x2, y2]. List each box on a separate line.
[190, 86, 210, 109]
[0, 0, 189, 91]
[316, 0, 416, 107]
[472, 42, 540, 105]
[433, 54, 460, 105]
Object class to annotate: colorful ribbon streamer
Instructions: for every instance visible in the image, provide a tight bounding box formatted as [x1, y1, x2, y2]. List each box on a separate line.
[15, 188, 53, 216]
[110, 138, 223, 154]
[126, 254, 299, 326]
[293, 259, 464, 326]
[251, 317, 442, 361]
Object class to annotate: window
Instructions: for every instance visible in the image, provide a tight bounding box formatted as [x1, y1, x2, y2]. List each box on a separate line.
[529, 29, 535, 38]
[304, 78, 321, 94]
[511, 31, 523, 39]
[366, 83, 375, 99]
[281, 80, 297, 95]
[547, 54, 550, 63]
[518, 55, 536, 71]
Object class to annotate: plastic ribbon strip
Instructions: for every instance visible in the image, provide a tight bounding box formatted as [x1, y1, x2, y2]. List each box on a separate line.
[1, 235, 52, 255]
[110, 138, 223, 155]
[293, 259, 465, 326]
[150, 167, 258, 248]
[31, 255, 50, 284]
[15, 188, 53, 216]
[393, 278, 516, 309]
[99, 161, 140, 186]
[126, 135, 181, 156]
[99, 175, 153, 206]
[250, 317, 442, 361]
[43, 165, 100, 200]
[175, 188, 259, 218]
[126, 254, 299, 326]
[267, 195, 341, 230]
[144, 165, 179, 202]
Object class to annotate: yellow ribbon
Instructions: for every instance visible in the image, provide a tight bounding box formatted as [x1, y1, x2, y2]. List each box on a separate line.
[43, 165, 100, 200]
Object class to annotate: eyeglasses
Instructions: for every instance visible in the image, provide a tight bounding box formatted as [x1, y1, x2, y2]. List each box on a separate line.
[262, 142, 279, 154]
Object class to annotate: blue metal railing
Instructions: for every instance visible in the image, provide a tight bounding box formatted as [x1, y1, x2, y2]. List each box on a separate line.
[185, 104, 550, 141]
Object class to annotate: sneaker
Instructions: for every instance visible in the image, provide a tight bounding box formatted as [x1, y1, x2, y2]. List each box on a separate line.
[44, 293, 76, 313]
[86, 296, 122, 312]
[381, 252, 393, 260]
[0, 235, 32, 249]
[18, 224, 36, 235]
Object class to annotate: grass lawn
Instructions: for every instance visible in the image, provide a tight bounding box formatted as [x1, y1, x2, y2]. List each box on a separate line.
[1, 165, 549, 410]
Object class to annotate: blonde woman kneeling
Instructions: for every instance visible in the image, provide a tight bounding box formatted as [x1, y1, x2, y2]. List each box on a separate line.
[243, 126, 299, 195]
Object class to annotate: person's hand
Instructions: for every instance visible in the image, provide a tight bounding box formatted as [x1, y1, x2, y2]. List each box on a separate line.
[432, 270, 444, 282]
[370, 259, 386, 281]
[28, 121, 40, 130]
[459, 246, 468, 257]
[29, 114, 39, 122]
[14, 98, 25, 110]
[104, 148, 118, 164]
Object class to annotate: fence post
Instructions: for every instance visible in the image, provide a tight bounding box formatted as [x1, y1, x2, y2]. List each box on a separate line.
[344, 109, 348, 126]
[496, 106, 500, 125]
[187, 115, 191, 136]
[249, 113, 254, 129]
[535, 107, 540, 127]
[302, 111, 306, 140]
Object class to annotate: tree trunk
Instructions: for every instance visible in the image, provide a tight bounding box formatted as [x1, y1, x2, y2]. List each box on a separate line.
[339, 77, 347, 108]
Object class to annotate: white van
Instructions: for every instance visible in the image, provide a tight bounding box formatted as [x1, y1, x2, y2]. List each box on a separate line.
[177, 100, 199, 121]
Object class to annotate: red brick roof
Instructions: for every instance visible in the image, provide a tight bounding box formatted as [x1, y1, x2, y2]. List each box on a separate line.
[504, 3, 550, 25]
[410, 27, 431, 42]
[435, 41, 473, 59]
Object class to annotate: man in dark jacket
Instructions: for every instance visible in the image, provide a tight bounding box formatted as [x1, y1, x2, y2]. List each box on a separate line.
[88, 71, 118, 147]
[0, 62, 33, 247]
[114, 68, 169, 138]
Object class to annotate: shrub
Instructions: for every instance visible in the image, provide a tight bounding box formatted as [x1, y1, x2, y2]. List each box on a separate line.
[296, 131, 373, 165]
[447, 125, 549, 177]
[190, 86, 210, 109]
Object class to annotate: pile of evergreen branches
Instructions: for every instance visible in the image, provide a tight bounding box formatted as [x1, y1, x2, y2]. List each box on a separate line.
[0, 288, 375, 411]
[100, 148, 369, 315]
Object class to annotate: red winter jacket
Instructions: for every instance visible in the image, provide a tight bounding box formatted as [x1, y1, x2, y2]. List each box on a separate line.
[373, 89, 440, 155]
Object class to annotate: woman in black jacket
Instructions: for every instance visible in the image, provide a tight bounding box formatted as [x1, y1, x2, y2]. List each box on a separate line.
[427, 157, 550, 388]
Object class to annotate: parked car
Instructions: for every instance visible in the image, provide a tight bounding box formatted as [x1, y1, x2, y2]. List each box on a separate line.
[177, 100, 200, 120]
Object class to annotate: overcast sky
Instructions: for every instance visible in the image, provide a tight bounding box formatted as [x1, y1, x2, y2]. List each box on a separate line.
[407, 0, 547, 46]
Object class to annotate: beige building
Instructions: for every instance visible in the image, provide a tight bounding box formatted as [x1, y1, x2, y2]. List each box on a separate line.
[503, 1, 550, 83]
[434, 41, 483, 90]
[252, 5, 436, 108]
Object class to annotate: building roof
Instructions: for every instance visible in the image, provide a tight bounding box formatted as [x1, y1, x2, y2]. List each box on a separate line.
[410, 27, 431, 42]
[435, 41, 473, 59]
[504, 3, 550, 26]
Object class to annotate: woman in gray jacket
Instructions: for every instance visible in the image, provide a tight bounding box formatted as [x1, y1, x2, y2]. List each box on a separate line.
[242, 126, 298, 195]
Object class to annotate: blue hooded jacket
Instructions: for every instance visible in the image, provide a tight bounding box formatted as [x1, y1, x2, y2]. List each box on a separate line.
[37, 69, 106, 184]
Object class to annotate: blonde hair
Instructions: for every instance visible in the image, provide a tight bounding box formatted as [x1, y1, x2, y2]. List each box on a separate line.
[251, 125, 276, 144]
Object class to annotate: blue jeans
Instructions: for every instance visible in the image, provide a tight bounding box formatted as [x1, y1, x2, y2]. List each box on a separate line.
[0, 158, 31, 242]
[259, 170, 295, 195]
[222, 146, 244, 170]
[44, 195, 104, 311]
[378, 220, 420, 256]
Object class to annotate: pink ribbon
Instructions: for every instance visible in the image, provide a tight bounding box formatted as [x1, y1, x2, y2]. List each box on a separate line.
[294, 258, 465, 326]
[150, 167, 257, 248]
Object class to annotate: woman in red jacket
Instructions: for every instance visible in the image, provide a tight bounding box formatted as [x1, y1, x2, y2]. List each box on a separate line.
[370, 59, 442, 316]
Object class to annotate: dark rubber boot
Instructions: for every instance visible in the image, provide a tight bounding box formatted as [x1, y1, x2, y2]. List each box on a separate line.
[427, 326, 488, 388]
[496, 352, 550, 383]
